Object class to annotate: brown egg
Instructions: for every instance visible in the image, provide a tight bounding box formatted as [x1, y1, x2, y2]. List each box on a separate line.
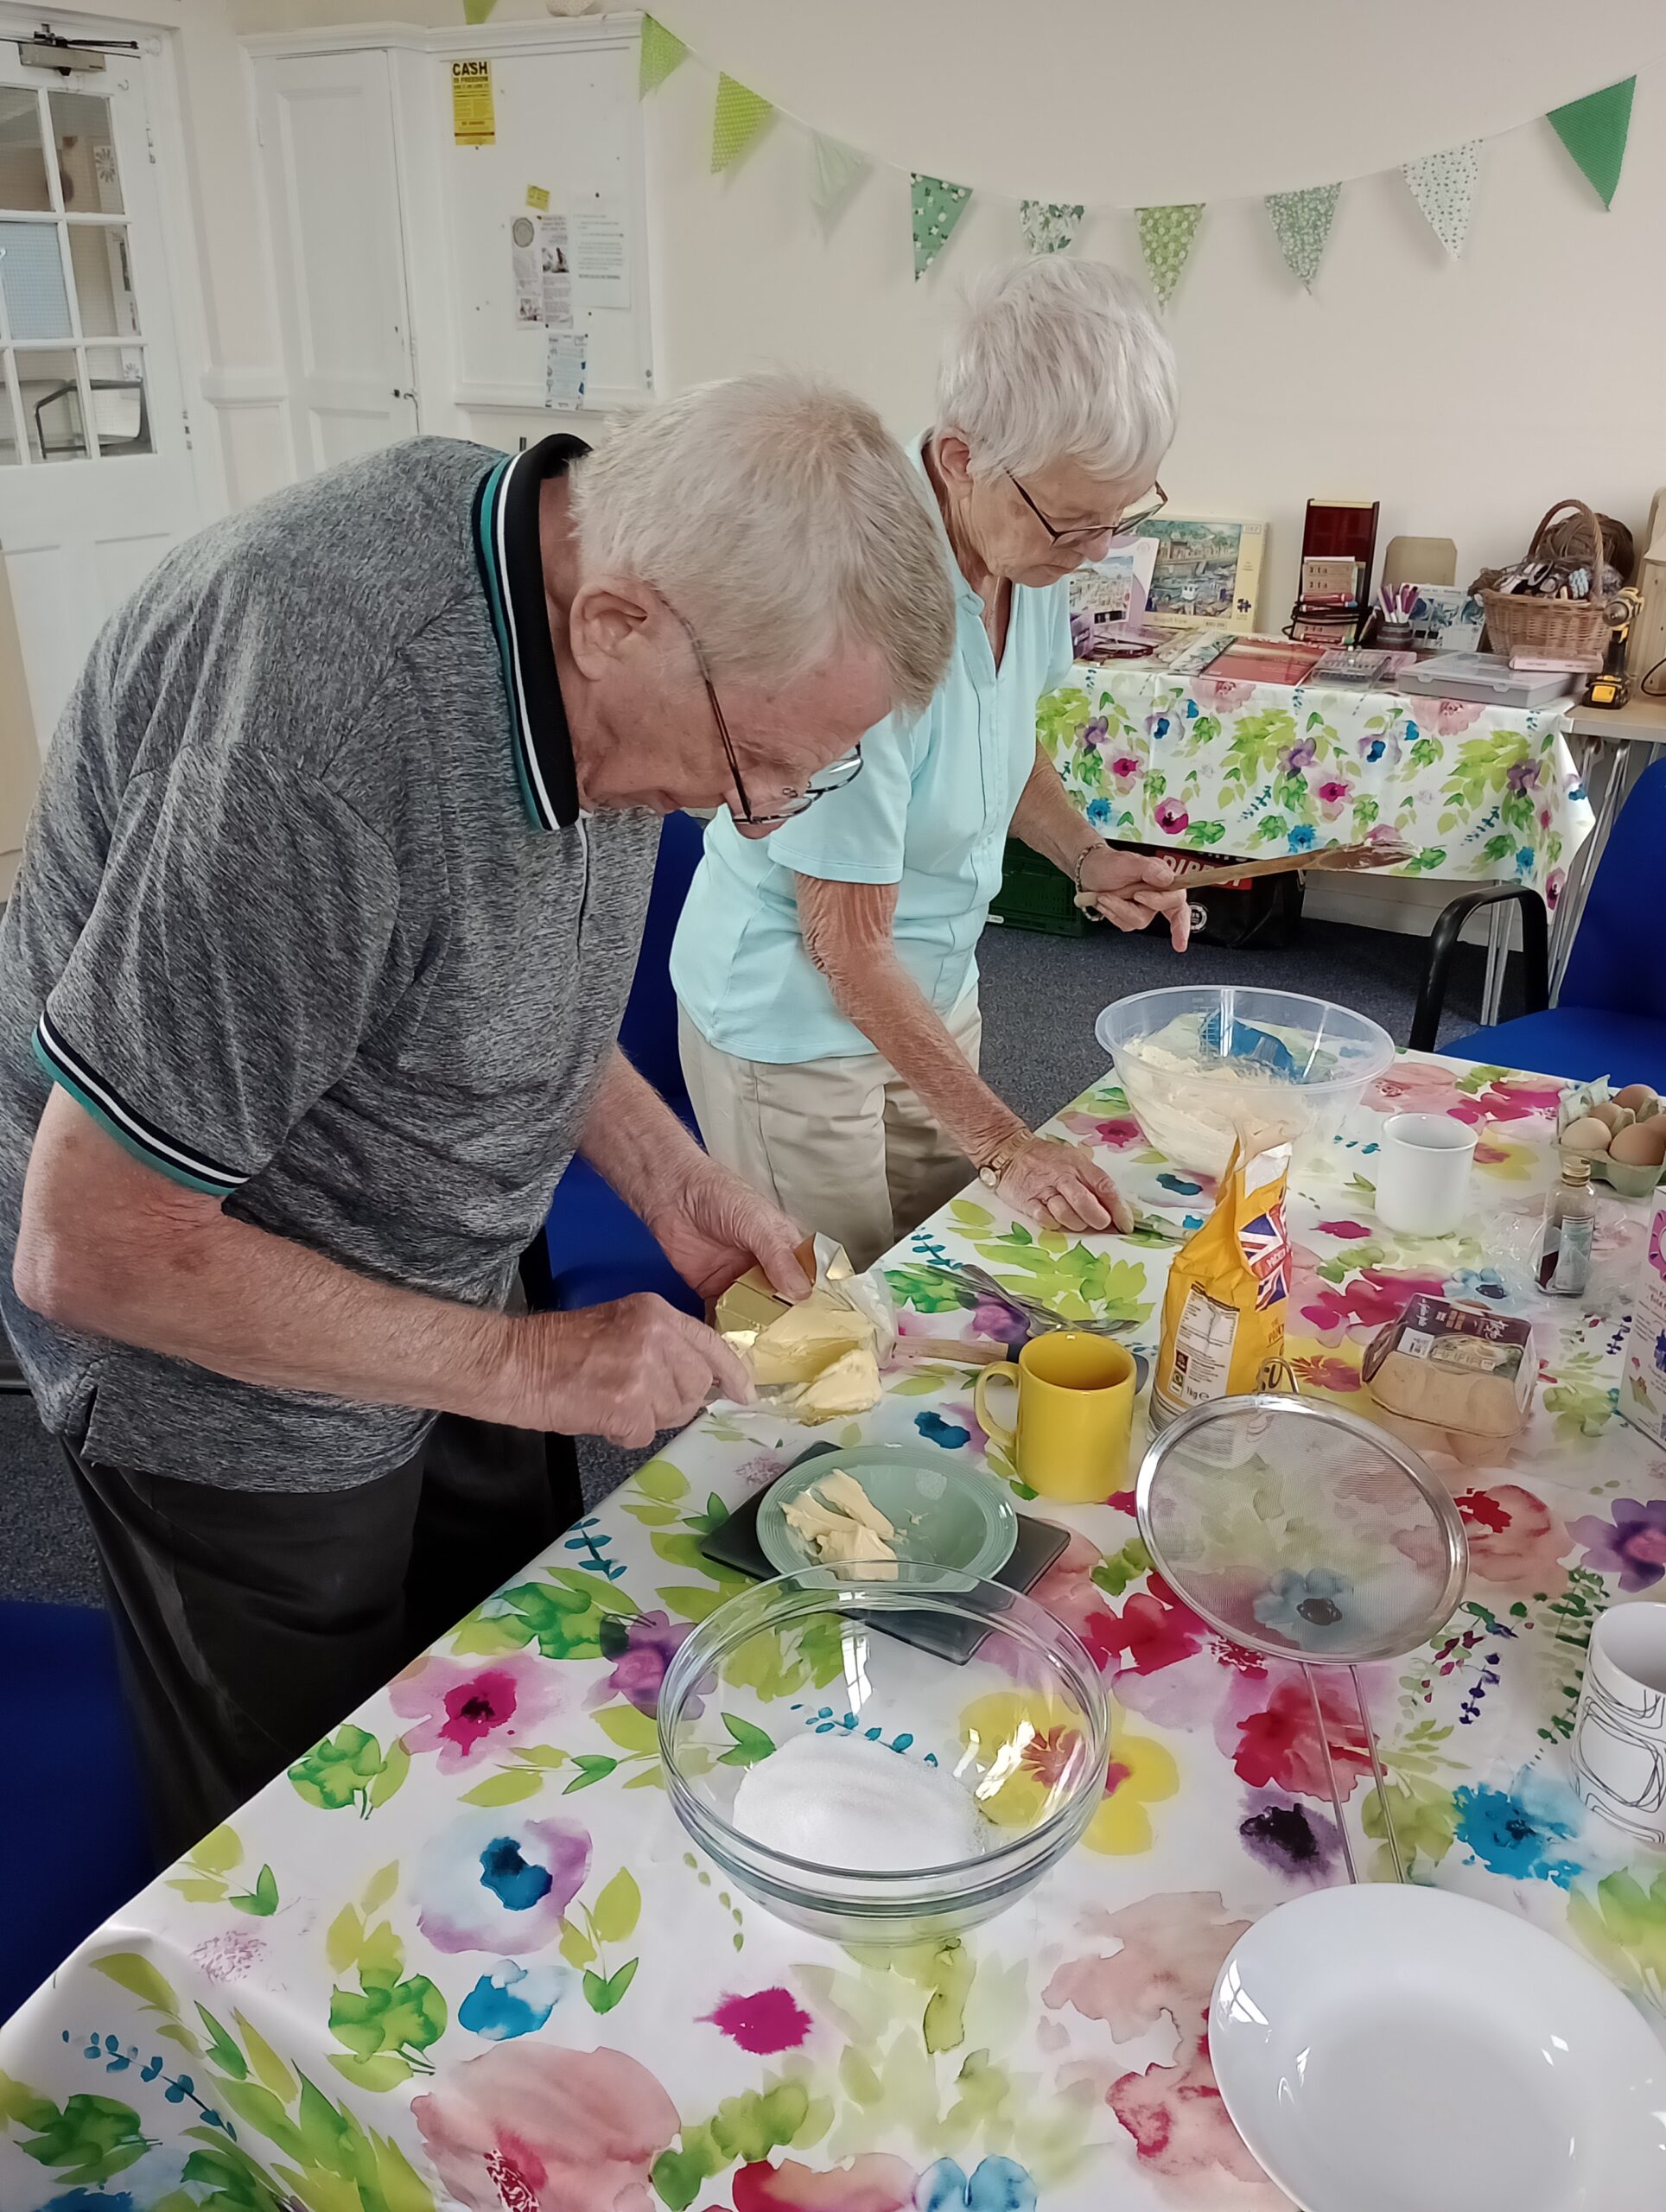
[1561, 1116, 1613, 1154]
[1615, 1084, 1660, 1113]
[1612, 1117, 1666, 1166]
[1590, 1100, 1633, 1132]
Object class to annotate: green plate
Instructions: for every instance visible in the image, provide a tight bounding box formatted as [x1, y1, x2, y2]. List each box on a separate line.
[757, 1444, 1018, 1582]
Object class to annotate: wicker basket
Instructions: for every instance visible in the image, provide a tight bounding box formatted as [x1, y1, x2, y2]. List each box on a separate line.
[1479, 499, 1611, 661]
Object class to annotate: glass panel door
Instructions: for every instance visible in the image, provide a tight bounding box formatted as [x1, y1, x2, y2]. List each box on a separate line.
[0, 79, 144, 465]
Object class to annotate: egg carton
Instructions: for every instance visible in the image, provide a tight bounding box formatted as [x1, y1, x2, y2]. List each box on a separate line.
[1555, 1081, 1666, 1198]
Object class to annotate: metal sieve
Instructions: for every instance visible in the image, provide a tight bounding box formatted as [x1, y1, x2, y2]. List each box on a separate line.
[1136, 1394, 1468, 1882]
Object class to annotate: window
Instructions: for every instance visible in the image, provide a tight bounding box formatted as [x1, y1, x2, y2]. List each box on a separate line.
[0, 84, 148, 465]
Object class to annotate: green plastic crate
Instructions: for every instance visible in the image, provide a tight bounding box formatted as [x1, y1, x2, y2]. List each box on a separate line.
[988, 837, 1086, 937]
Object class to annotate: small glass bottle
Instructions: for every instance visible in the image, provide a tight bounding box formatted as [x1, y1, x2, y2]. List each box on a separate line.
[1538, 1155, 1595, 1296]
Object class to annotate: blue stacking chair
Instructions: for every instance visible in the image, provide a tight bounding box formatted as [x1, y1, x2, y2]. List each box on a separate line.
[0, 1602, 153, 2024]
[1409, 760, 1666, 1088]
[537, 810, 708, 1317]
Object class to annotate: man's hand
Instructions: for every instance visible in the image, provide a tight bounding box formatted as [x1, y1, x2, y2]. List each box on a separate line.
[644, 1154, 812, 1303]
[524, 1294, 754, 1448]
[998, 1135, 1133, 1236]
[1078, 846, 1192, 951]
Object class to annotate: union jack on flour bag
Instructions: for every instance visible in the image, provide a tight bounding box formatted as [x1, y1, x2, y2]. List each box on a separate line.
[1152, 1141, 1293, 1431]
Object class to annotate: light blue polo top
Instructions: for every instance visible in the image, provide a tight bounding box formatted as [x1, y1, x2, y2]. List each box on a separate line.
[671, 436, 1072, 1065]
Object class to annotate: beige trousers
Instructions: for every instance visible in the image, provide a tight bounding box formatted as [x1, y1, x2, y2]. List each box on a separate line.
[678, 995, 982, 1271]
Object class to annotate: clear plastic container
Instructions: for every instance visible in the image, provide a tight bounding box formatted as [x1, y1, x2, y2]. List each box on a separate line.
[658, 1567, 1109, 1945]
[1096, 985, 1396, 1178]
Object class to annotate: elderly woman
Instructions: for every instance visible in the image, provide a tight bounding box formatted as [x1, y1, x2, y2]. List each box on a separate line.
[671, 259, 1187, 1267]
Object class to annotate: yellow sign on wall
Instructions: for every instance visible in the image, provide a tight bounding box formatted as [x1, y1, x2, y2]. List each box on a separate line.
[451, 60, 495, 148]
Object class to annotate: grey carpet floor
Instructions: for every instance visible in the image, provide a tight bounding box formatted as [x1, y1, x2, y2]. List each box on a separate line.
[0, 915, 1489, 1606]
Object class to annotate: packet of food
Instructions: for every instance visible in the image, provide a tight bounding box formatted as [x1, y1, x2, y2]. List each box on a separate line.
[1362, 1292, 1535, 1467]
[715, 1233, 897, 1421]
[1151, 1140, 1293, 1429]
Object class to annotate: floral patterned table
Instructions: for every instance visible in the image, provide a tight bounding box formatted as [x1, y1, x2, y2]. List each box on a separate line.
[1040, 658, 1592, 903]
[4, 1052, 1665, 2212]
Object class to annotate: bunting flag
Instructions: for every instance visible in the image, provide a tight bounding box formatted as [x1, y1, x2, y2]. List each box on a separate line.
[912, 173, 972, 277]
[642, 19, 1632, 301]
[1548, 76, 1636, 208]
[711, 74, 775, 173]
[1265, 182, 1341, 289]
[1137, 203, 1204, 308]
[1402, 140, 1482, 257]
[810, 132, 871, 229]
[638, 15, 688, 99]
[1020, 200, 1084, 255]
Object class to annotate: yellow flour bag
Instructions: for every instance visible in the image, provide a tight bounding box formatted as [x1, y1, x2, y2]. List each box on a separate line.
[1152, 1141, 1293, 1427]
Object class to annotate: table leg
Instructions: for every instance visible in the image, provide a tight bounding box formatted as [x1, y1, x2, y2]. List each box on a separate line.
[1549, 736, 1621, 1001]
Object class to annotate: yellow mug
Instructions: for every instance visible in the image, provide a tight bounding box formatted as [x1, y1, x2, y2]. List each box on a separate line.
[973, 1331, 1136, 1503]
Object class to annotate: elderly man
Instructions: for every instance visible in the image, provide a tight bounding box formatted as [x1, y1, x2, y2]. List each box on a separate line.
[0, 372, 952, 1852]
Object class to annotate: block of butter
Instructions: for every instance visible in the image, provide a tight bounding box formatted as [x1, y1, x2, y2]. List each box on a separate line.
[1362, 1294, 1535, 1465]
[780, 1342, 883, 1422]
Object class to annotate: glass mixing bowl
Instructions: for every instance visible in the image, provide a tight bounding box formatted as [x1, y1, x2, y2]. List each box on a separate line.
[658, 1567, 1110, 1946]
[1097, 983, 1395, 1178]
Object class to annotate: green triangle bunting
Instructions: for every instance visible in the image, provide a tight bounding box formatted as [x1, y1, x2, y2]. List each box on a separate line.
[1020, 200, 1084, 255]
[1137, 204, 1204, 308]
[638, 15, 688, 99]
[1265, 182, 1341, 290]
[912, 174, 971, 278]
[711, 74, 775, 174]
[1548, 77, 1635, 209]
[811, 133, 870, 229]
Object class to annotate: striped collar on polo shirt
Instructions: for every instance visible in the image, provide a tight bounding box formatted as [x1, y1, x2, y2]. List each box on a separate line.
[472, 433, 590, 832]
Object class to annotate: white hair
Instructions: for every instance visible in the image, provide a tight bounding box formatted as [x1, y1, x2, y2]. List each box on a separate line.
[571, 372, 953, 714]
[936, 257, 1178, 484]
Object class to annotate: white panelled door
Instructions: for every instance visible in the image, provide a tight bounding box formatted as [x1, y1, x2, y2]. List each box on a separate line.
[255, 49, 418, 475]
[0, 29, 203, 752]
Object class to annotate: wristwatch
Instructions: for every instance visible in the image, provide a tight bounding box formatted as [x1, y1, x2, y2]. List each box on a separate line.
[978, 1128, 1030, 1189]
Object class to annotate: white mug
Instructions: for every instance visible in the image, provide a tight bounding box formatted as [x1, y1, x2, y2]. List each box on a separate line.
[1572, 1600, 1666, 1851]
[1372, 1112, 1478, 1236]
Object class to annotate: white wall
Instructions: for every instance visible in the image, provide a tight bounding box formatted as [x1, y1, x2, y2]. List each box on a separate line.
[44, 0, 1666, 940]
[221, 0, 1666, 620]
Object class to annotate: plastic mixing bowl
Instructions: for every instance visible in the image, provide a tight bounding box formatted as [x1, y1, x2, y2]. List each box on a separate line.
[1096, 984, 1395, 1177]
[658, 1567, 1110, 1945]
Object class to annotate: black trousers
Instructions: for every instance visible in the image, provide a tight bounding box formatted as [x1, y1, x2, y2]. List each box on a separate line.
[65, 1414, 578, 1866]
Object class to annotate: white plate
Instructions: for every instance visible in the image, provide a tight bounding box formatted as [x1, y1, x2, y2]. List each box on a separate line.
[1210, 1885, 1666, 2212]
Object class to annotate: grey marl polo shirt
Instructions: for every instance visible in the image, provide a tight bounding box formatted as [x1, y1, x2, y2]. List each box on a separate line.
[0, 434, 658, 1488]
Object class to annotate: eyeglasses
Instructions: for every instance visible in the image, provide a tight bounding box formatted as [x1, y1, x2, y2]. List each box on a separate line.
[1008, 473, 1168, 549]
[665, 601, 864, 829]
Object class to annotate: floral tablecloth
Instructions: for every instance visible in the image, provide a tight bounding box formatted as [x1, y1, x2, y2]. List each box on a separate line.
[1040, 660, 1593, 902]
[4, 1053, 1665, 2212]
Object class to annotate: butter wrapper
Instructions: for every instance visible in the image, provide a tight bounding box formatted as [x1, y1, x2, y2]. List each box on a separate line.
[716, 1233, 896, 1420]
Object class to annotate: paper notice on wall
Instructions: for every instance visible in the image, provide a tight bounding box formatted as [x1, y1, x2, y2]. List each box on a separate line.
[511, 214, 541, 324]
[571, 207, 630, 308]
[544, 331, 588, 412]
[450, 60, 494, 147]
[526, 183, 550, 212]
[537, 213, 574, 330]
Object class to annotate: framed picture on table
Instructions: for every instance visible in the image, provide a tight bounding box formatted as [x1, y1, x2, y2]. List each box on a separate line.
[1135, 517, 1267, 631]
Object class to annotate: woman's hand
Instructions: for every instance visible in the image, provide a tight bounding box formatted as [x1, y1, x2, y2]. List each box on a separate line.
[1078, 845, 1192, 950]
[996, 1135, 1133, 1236]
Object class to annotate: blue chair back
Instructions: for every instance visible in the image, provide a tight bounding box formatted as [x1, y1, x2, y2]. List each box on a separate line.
[540, 811, 709, 1317]
[615, 809, 705, 1120]
[1561, 760, 1666, 1020]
